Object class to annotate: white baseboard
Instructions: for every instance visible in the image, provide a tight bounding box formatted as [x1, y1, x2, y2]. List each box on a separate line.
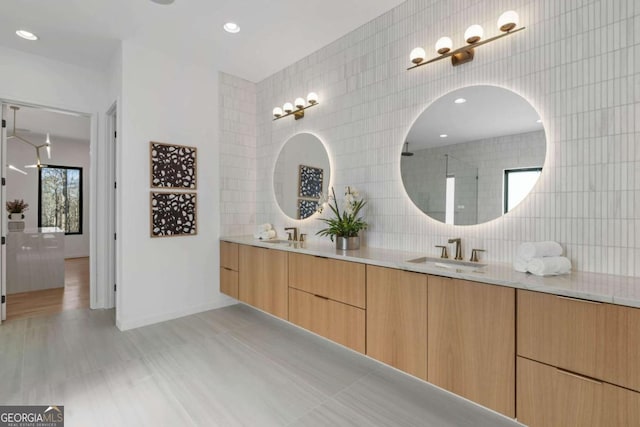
[115, 298, 236, 331]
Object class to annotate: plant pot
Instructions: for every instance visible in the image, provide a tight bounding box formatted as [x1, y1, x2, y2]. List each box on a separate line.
[336, 236, 360, 251]
[9, 213, 24, 221]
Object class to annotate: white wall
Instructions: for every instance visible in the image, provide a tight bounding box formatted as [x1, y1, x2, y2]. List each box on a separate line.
[117, 39, 225, 330]
[7, 136, 90, 258]
[244, 0, 640, 277]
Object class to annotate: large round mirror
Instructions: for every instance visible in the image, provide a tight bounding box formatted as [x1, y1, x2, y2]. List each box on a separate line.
[401, 85, 546, 226]
[274, 133, 331, 220]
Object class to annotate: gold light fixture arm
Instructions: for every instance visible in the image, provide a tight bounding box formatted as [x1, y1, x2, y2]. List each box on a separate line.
[407, 27, 526, 70]
[8, 106, 50, 169]
[273, 102, 319, 121]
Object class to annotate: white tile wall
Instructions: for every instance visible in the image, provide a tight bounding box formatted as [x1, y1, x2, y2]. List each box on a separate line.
[219, 72, 257, 236]
[223, 0, 640, 277]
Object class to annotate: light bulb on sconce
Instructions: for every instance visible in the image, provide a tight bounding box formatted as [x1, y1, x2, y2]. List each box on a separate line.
[307, 92, 318, 105]
[410, 47, 426, 64]
[435, 37, 453, 54]
[497, 11, 519, 32]
[464, 25, 484, 44]
[294, 98, 306, 109]
[273, 107, 283, 118]
[283, 102, 294, 114]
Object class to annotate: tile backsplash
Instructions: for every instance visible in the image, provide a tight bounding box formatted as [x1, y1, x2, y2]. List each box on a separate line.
[221, 0, 640, 277]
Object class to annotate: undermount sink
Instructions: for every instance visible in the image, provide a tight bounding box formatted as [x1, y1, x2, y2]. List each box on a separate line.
[406, 256, 487, 272]
[259, 239, 291, 244]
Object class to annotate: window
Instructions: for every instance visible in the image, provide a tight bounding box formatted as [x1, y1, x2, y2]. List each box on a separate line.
[504, 167, 542, 214]
[445, 176, 455, 225]
[38, 166, 83, 234]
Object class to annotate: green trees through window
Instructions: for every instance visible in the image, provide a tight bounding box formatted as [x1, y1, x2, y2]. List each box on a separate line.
[38, 166, 82, 234]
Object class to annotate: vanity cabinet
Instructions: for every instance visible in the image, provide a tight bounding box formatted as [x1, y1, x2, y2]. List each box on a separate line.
[366, 266, 427, 380]
[219, 241, 239, 298]
[517, 289, 640, 426]
[288, 252, 366, 353]
[238, 245, 288, 320]
[428, 276, 515, 417]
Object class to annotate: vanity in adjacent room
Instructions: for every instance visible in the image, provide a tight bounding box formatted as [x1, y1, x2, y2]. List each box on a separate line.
[7, 227, 65, 294]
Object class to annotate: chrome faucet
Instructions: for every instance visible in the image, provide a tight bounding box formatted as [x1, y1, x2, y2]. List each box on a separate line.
[284, 227, 299, 242]
[448, 238, 463, 260]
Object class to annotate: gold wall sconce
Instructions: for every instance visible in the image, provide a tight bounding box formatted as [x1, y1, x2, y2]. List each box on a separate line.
[408, 11, 525, 70]
[273, 92, 319, 121]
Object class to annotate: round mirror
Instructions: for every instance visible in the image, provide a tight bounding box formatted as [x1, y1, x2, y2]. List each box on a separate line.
[401, 85, 546, 225]
[274, 133, 331, 220]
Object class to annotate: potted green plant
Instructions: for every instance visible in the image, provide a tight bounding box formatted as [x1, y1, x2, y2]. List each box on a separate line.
[6, 199, 29, 220]
[316, 186, 367, 250]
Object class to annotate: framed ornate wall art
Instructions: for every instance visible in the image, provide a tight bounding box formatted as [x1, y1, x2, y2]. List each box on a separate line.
[150, 192, 197, 237]
[298, 164, 323, 199]
[150, 141, 197, 189]
[297, 198, 319, 220]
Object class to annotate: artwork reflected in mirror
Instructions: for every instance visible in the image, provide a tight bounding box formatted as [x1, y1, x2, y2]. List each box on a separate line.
[401, 85, 546, 226]
[274, 133, 331, 220]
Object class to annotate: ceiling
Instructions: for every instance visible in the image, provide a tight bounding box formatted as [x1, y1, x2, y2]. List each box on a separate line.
[406, 86, 544, 151]
[1, 0, 405, 82]
[5, 104, 91, 143]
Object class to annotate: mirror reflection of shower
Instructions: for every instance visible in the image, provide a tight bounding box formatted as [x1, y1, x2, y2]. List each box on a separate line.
[402, 142, 414, 157]
[443, 154, 478, 225]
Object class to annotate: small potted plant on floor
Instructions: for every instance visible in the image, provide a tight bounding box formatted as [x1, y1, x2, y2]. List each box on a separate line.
[316, 186, 367, 250]
[6, 199, 29, 220]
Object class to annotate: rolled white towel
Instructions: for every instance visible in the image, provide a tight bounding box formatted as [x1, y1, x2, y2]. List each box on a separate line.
[513, 256, 529, 273]
[254, 229, 276, 240]
[256, 223, 273, 232]
[517, 241, 563, 261]
[527, 256, 572, 276]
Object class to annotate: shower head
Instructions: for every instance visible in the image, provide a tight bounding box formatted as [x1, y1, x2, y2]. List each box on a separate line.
[402, 141, 414, 157]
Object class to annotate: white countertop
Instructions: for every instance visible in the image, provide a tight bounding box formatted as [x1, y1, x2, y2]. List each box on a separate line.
[221, 236, 640, 309]
[11, 227, 65, 234]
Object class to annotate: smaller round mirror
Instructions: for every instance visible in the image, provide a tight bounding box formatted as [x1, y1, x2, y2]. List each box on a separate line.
[274, 133, 331, 220]
[401, 85, 546, 225]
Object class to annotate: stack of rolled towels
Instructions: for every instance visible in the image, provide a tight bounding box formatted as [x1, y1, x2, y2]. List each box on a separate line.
[514, 241, 571, 276]
[254, 223, 276, 240]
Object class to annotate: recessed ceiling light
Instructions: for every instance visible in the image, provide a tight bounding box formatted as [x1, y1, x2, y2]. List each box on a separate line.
[150, 0, 175, 4]
[440, 134, 448, 138]
[224, 22, 240, 34]
[454, 98, 467, 104]
[16, 30, 38, 41]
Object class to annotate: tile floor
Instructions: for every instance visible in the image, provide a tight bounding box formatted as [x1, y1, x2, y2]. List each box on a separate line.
[0, 304, 522, 426]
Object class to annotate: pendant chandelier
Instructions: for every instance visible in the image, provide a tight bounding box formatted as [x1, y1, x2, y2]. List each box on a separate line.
[7, 106, 52, 174]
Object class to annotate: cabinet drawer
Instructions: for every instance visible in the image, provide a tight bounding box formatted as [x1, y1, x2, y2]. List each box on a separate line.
[220, 241, 239, 271]
[517, 356, 605, 427]
[220, 267, 238, 299]
[288, 253, 365, 308]
[518, 290, 608, 383]
[288, 288, 365, 353]
[602, 303, 640, 392]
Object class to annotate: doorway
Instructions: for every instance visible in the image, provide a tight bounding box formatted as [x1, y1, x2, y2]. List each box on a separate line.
[1, 101, 95, 322]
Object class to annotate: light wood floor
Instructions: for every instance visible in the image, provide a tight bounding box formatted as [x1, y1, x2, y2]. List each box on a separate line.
[0, 304, 521, 426]
[6, 257, 89, 321]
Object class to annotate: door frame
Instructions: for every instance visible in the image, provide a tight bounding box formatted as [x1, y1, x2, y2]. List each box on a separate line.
[0, 97, 114, 316]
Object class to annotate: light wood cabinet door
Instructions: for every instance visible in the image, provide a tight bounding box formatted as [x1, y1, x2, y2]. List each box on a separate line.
[518, 290, 606, 381]
[366, 266, 427, 380]
[220, 241, 239, 271]
[288, 253, 365, 308]
[238, 245, 288, 320]
[517, 356, 605, 427]
[428, 277, 515, 417]
[603, 304, 640, 392]
[289, 288, 365, 353]
[603, 382, 640, 426]
[220, 267, 238, 299]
